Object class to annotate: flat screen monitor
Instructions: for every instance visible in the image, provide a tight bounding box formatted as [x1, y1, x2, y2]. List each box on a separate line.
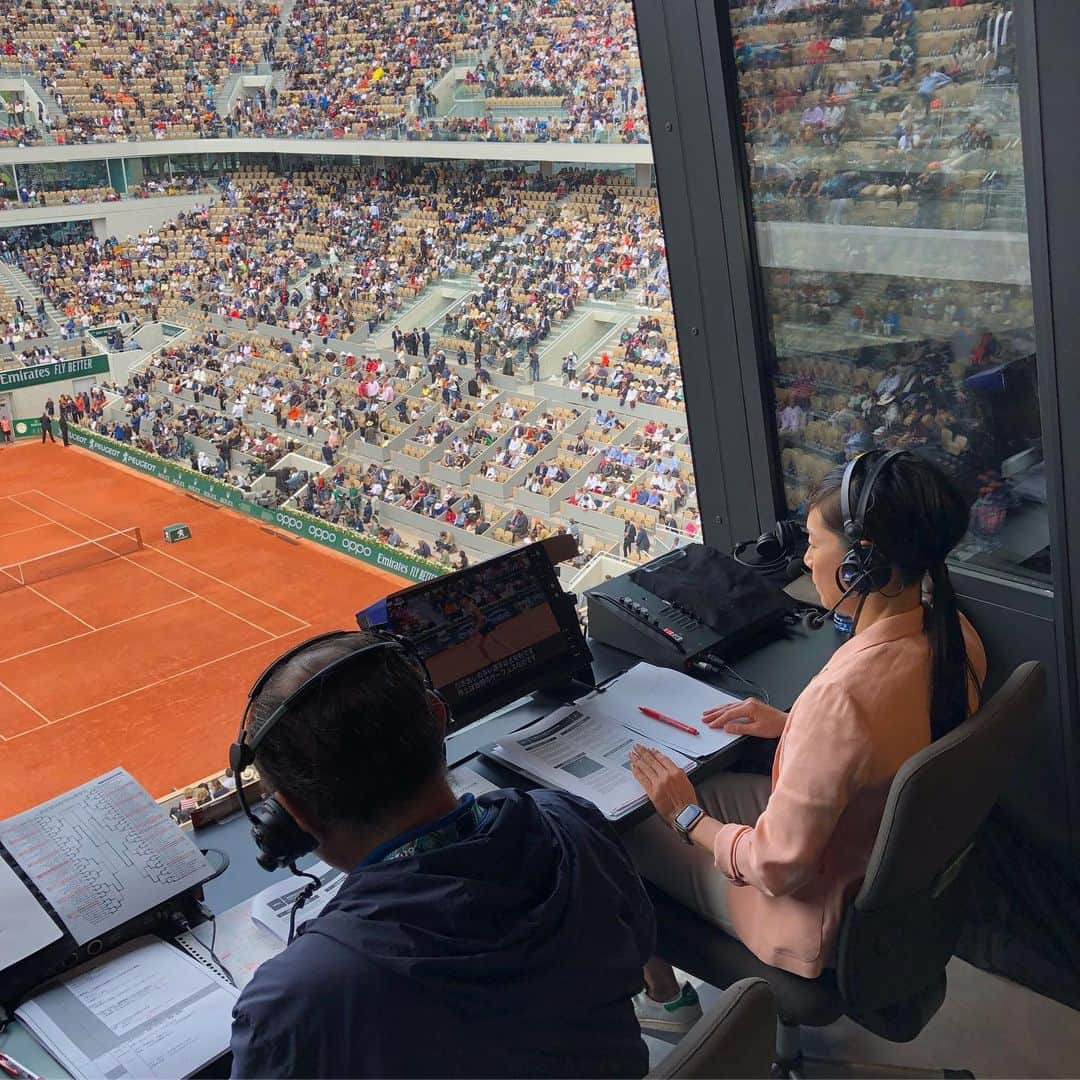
[357, 543, 592, 730]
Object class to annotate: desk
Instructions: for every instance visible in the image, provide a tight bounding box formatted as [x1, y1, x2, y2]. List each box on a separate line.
[0, 622, 841, 1078]
[197, 622, 841, 901]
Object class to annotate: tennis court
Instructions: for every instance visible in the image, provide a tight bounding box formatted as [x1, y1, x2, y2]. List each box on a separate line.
[0, 441, 401, 818]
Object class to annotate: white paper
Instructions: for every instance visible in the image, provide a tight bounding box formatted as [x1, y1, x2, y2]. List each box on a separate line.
[487, 705, 696, 819]
[176, 906, 282, 992]
[0, 769, 212, 945]
[15, 936, 238, 1080]
[250, 861, 346, 944]
[0, 856, 63, 968]
[449, 763, 499, 798]
[581, 663, 745, 759]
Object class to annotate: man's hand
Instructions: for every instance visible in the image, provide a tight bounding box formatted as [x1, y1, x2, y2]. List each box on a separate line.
[629, 745, 697, 824]
[702, 697, 788, 739]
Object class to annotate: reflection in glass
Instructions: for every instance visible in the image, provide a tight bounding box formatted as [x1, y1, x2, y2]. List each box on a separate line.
[729, 0, 1047, 583]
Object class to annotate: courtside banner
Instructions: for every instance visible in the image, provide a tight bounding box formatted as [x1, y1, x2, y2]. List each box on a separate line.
[69, 426, 444, 584]
[0, 354, 110, 390]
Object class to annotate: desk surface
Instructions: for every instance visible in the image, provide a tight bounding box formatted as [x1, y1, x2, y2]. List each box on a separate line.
[197, 622, 840, 910]
[1, 622, 841, 1079]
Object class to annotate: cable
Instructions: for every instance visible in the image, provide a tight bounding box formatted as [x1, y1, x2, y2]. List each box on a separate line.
[715, 659, 771, 705]
[697, 654, 771, 705]
[732, 543, 789, 575]
[285, 864, 323, 945]
[189, 914, 236, 988]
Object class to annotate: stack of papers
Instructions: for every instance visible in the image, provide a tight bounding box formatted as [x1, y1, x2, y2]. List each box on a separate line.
[485, 705, 697, 820]
[0, 768, 212, 946]
[580, 663, 745, 759]
[15, 936, 239, 1080]
[484, 663, 748, 819]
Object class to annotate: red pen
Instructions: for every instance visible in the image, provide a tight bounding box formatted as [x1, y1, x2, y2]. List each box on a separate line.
[0, 1053, 43, 1080]
[639, 706, 699, 736]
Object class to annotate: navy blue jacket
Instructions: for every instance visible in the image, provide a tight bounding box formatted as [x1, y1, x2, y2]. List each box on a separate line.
[229, 789, 655, 1078]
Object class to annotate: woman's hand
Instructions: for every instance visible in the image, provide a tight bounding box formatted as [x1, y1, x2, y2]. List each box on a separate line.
[702, 697, 788, 739]
[629, 745, 697, 824]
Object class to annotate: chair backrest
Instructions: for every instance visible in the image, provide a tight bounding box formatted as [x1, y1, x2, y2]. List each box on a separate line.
[647, 978, 776, 1080]
[836, 661, 1046, 1012]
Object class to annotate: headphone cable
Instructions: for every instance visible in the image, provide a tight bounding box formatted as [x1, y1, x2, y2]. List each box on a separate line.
[731, 543, 790, 575]
[188, 912, 237, 988]
[286, 864, 324, 945]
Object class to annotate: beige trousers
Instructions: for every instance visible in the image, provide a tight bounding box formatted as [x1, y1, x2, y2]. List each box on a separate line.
[624, 771, 771, 938]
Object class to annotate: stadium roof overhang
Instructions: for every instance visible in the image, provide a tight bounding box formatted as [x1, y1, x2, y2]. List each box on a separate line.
[0, 137, 654, 168]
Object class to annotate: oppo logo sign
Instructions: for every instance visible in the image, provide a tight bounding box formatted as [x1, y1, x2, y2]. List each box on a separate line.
[275, 512, 305, 531]
[307, 525, 339, 544]
[341, 537, 372, 557]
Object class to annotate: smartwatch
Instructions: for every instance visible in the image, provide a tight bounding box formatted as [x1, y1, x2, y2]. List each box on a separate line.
[673, 803, 706, 845]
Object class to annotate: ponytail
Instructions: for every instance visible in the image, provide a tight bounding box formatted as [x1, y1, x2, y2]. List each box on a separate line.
[924, 562, 983, 740]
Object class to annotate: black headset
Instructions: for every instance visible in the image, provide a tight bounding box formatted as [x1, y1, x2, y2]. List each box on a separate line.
[804, 449, 908, 631]
[733, 518, 807, 578]
[229, 628, 441, 872]
[838, 448, 907, 595]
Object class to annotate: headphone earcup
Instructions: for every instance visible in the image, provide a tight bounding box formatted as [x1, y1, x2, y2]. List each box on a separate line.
[837, 548, 866, 590]
[249, 795, 318, 871]
[838, 544, 890, 594]
[755, 526, 784, 562]
[784, 555, 807, 583]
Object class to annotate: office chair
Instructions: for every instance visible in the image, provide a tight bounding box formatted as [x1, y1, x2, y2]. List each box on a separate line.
[647, 978, 776, 1079]
[650, 661, 1046, 1079]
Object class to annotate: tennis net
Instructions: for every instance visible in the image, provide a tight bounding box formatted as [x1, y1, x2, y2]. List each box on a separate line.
[0, 527, 144, 592]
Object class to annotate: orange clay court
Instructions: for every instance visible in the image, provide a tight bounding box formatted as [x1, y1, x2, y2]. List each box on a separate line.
[0, 441, 401, 819]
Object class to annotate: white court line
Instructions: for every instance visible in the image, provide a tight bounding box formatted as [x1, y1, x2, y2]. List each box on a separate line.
[0, 522, 54, 541]
[29, 489, 310, 630]
[50, 628, 307, 725]
[0, 597, 196, 667]
[21, 581, 95, 630]
[0, 676, 48, 730]
[9, 495, 281, 641]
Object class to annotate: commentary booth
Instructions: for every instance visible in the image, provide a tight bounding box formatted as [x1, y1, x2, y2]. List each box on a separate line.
[0, 530, 1054, 1078]
[3, 0, 1080, 1077]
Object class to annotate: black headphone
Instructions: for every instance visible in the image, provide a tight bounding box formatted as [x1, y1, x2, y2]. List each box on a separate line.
[229, 628, 442, 872]
[837, 449, 907, 596]
[733, 519, 807, 578]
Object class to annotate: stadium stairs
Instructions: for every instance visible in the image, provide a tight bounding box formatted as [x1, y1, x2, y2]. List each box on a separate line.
[0, 262, 65, 335]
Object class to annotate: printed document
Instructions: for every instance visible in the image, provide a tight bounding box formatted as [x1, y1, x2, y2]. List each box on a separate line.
[580, 662, 745, 759]
[0, 856, 63, 969]
[250, 860, 346, 943]
[15, 936, 238, 1079]
[0, 768, 211, 945]
[485, 705, 696, 819]
[449, 762, 499, 798]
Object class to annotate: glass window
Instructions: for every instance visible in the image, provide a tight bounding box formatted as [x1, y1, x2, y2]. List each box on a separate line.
[730, 0, 1047, 584]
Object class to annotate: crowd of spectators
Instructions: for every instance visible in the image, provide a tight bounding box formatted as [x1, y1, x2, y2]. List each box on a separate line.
[0, 0, 650, 144]
[10, 164, 671, 351]
[731, 0, 1021, 231]
[14, 159, 697, 556]
[1, 0, 279, 143]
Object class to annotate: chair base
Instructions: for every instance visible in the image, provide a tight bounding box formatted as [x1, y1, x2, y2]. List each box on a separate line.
[773, 1056, 973, 1079]
[774, 1021, 973, 1079]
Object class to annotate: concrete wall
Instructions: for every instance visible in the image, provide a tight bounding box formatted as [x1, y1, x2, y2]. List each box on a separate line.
[369, 283, 471, 350]
[0, 137, 654, 168]
[537, 308, 625, 377]
[0, 193, 216, 239]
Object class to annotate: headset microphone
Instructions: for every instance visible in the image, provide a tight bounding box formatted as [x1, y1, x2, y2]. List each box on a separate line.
[803, 569, 874, 631]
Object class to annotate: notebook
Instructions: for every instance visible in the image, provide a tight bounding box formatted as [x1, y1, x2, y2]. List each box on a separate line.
[15, 936, 238, 1080]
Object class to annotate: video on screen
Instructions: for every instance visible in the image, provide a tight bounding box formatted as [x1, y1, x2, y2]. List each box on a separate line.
[384, 548, 567, 709]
